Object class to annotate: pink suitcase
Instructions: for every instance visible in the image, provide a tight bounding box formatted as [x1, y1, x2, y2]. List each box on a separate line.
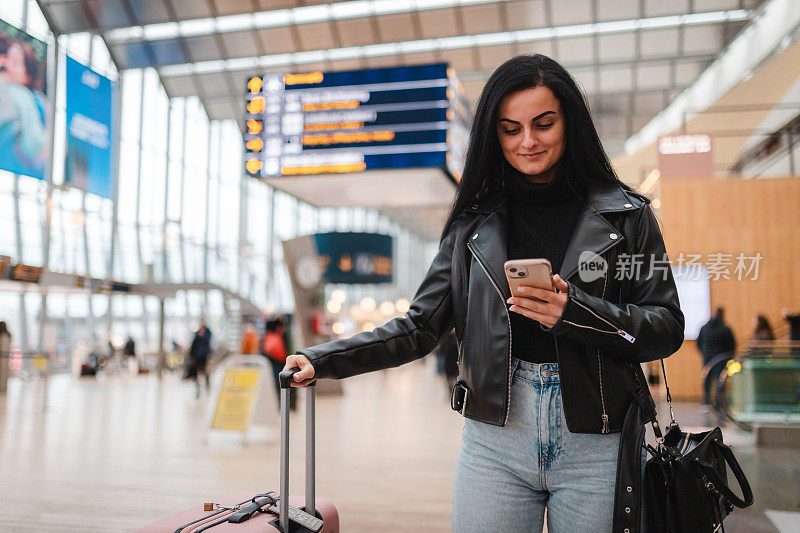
[137, 370, 339, 533]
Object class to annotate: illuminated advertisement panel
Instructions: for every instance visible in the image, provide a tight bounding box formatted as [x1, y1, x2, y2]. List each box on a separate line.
[65, 56, 115, 198]
[314, 232, 393, 285]
[0, 19, 49, 179]
[244, 63, 469, 178]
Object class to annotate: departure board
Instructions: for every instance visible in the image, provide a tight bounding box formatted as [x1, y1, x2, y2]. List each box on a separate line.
[244, 63, 470, 179]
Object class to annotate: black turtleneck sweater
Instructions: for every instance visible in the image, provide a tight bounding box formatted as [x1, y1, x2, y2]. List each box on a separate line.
[504, 167, 584, 364]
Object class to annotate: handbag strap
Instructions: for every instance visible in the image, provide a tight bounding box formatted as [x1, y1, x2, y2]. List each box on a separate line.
[642, 359, 676, 441]
[659, 359, 677, 427]
[693, 441, 755, 509]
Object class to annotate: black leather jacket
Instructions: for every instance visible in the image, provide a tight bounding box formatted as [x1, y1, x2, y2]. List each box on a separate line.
[298, 183, 684, 532]
[300, 184, 683, 428]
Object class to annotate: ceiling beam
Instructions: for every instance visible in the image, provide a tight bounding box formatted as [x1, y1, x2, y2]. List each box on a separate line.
[150, 10, 748, 78]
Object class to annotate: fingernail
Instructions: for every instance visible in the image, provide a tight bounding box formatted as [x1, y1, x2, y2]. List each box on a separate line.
[507, 298, 513, 304]
[510, 305, 517, 311]
[518, 287, 526, 293]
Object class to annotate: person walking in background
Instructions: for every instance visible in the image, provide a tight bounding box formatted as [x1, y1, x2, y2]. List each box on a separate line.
[782, 308, 800, 355]
[188, 318, 212, 398]
[240, 323, 259, 355]
[280, 314, 295, 357]
[262, 318, 289, 398]
[696, 307, 736, 411]
[748, 314, 775, 357]
[0, 321, 11, 394]
[436, 330, 459, 398]
[123, 336, 136, 358]
[782, 308, 800, 342]
[751, 314, 775, 342]
[123, 336, 137, 374]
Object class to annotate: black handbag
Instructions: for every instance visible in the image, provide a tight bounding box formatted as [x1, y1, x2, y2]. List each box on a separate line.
[643, 361, 754, 532]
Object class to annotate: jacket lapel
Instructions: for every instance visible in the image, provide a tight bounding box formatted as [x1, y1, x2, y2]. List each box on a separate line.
[558, 208, 625, 281]
[468, 208, 511, 299]
[559, 185, 640, 281]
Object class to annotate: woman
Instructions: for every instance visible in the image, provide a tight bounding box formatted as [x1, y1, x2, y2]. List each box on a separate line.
[751, 314, 775, 342]
[748, 314, 775, 357]
[284, 55, 684, 532]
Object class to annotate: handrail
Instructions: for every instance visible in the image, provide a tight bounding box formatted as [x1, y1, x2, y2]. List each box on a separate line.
[714, 348, 800, 431]
[699, 351, 735, 392]
[744, 340, 800, 349]
[1, 352, 53, 359]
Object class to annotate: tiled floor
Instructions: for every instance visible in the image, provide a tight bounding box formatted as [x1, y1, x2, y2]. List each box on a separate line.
[0, 358, 797, 532]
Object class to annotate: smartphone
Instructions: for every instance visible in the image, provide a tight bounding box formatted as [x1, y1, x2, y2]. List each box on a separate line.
[504, 258, 555, 297]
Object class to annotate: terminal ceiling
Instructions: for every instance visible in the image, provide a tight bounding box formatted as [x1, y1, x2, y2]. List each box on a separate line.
[37, 0, 764, 239]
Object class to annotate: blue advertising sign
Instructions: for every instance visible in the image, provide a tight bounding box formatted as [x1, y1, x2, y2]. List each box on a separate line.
[314, 232, 393, 285]
[0, 19, 49, 179]
[65, 56, 114, 198]
[244, 63, 469, 178]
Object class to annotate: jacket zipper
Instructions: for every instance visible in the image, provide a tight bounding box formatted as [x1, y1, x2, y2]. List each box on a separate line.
[562, 299, 636, 344]
[597, 268, 610, 433]
[563, 263, 634, 433]
[467, 241, 513, 425]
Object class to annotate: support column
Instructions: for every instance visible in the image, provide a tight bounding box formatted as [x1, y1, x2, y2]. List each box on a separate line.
[75, 35, 98, 344]
[134, 71, 147, 347]
[161, 99, 174, 283]
[157, 297, 166, 377]
[107, 67, 125, 339]
[14, 2, 31, 351]
[237, 142, 249, 297]
[202, 122, 215, 316]
[267, 186, 277, 308]
[39, 33, 60, 352]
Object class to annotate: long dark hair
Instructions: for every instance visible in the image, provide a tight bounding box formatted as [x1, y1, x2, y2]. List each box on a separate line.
[442, 54, 628, 239]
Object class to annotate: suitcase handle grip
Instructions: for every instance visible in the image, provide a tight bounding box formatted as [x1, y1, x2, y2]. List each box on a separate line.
[279, 368, 299, 389]
[279, 367, 317, 389]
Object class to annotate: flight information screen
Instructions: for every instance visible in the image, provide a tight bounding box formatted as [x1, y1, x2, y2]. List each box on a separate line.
[243, 63, 469, 179]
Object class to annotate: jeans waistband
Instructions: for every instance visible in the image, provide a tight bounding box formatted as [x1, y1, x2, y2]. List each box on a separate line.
[512, 358, 560, 383]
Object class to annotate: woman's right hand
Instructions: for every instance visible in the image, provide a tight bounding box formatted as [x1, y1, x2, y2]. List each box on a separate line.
[283, 354, 316, 387]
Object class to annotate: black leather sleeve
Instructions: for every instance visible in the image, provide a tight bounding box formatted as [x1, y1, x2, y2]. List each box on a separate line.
[550, 205, 685, 362]
[296, 229, 457, 380]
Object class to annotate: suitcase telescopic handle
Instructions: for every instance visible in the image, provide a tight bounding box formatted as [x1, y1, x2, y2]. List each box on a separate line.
[278, 368, 317, 532]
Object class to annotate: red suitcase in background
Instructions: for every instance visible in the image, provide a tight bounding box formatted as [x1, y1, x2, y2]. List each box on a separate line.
[137, 370, 339, 533]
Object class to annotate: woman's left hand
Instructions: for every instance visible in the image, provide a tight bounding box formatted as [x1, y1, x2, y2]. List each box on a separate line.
[507, 274, 569, 329]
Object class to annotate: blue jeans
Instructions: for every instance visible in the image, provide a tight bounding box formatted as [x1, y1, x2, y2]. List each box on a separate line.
[452, 360, 620, 532]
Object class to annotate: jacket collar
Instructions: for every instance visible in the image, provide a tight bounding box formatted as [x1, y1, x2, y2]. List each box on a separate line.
[466, 184, 644, 291]
[468, 183, 645, 215]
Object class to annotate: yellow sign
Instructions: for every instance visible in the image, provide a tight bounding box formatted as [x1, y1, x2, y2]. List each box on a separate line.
[282, 162, 367, 175]
[303, 100, 360, 111]
[285, 71, 324, 85]
[32, 354, 47, 372]
[211, 368, 261, 432]
[302, 130, 395, 147]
